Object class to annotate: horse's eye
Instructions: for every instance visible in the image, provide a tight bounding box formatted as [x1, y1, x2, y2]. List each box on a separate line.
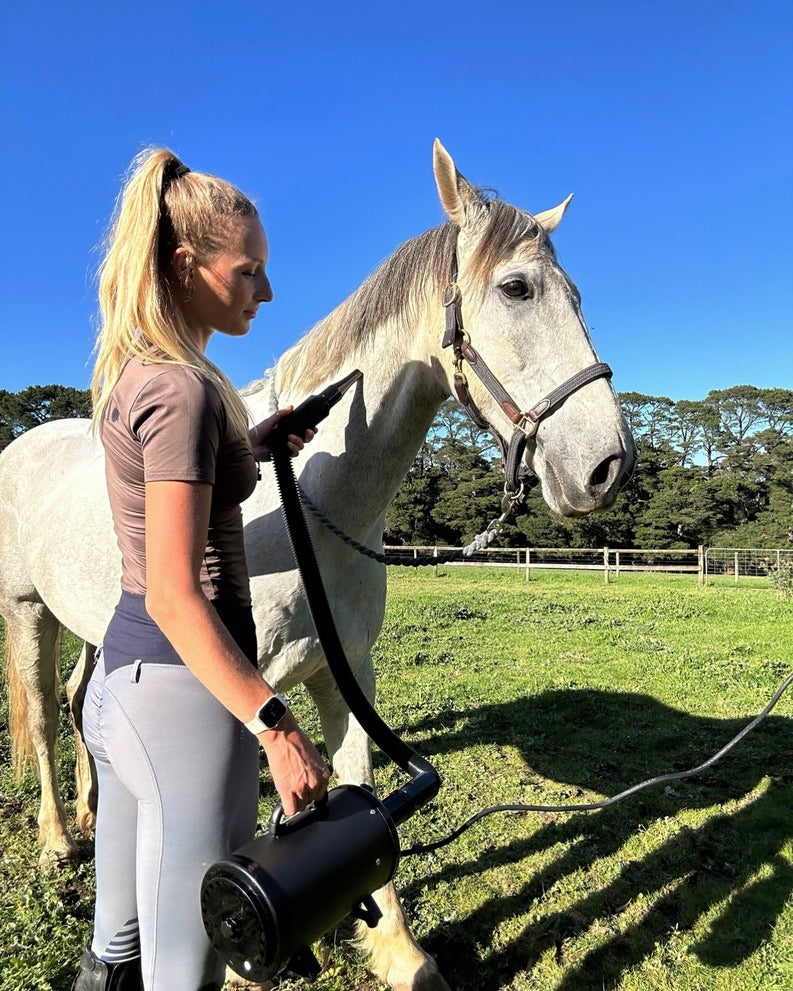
[501, 279, 533, 300]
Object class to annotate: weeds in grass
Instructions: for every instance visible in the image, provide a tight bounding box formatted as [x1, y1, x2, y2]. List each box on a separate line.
[770, 560, 793, 598]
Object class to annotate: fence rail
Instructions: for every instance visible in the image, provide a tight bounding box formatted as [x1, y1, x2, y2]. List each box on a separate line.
[383, 545, 793, 585]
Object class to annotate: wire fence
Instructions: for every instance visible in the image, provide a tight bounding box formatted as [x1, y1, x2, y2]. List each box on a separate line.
[703, 547, 793, 583]
[384, 545, 793, 585]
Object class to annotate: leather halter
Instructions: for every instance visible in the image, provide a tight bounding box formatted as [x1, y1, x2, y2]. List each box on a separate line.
[441, 264, 613, 509]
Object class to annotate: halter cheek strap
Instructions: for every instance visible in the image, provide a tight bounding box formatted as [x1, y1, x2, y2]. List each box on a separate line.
[441, 269, 613, 509]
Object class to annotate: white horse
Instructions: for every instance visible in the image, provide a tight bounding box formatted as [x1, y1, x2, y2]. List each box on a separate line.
[0, 141, 635, 991]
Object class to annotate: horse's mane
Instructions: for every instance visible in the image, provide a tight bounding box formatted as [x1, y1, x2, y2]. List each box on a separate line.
[274, 198, 547, 395]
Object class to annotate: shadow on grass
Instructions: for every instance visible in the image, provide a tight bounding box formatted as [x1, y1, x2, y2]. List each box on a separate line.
[402, 689, 793, 990]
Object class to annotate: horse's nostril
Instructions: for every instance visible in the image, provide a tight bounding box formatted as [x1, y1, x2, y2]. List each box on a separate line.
[590, 454, 619, 490]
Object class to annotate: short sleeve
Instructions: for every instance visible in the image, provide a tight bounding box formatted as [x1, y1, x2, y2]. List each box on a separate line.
[129, 366, 224, 485]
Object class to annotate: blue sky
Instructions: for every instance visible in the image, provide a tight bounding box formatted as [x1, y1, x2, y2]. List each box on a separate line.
[2, 0, 790, 402]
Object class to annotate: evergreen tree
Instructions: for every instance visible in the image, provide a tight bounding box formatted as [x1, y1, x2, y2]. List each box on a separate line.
[0, 385, 92, 453]
[7, 380, 788, 550]
[384, 441, 445, 544]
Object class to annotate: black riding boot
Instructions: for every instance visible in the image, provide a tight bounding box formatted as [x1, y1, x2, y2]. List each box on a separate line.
[71, 945, 143, 991]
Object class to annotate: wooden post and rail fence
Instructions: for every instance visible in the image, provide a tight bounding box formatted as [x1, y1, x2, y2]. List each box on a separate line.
[382, 545, 793, 585]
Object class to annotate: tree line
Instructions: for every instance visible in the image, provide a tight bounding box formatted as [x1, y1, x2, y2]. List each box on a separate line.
[0, 384, 92, 451]
[384, 385, 793, 550]
[2, 383, 791, 550]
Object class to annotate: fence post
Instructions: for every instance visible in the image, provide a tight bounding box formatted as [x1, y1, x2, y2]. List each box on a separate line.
[615, 550, 621, 580]
[433, 546, 439, 578]
[525, 548, 531, 582]
[698, 545, 705, 586]
[734, 551, 740, 584]
[603, 546, 610, 584]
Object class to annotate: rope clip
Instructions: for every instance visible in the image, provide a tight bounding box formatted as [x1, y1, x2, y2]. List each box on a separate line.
[501, 479, 527, 518]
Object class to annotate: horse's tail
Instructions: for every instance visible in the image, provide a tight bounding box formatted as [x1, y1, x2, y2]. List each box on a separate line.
[6, 624, 34, 778]
[5, 622, 62, 780]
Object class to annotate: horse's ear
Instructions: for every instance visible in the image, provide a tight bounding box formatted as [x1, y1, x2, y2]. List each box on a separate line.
[534, 194, 574, 233]
[433, 139, 480, 226]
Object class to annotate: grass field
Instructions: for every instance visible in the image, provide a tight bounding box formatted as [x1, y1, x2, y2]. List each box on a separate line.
[2, 568, 792, 991]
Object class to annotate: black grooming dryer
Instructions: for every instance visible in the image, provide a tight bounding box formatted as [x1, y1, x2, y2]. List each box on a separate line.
[201, 786, 397, 981]
[201, 371, 441, 982]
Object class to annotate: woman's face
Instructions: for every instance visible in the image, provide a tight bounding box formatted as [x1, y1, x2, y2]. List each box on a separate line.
[178, 214, 273, 350]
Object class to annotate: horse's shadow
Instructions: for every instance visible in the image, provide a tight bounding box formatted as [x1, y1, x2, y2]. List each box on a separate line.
[397, 688, 793, 990]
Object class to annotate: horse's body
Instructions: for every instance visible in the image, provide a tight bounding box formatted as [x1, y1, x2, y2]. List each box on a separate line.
[0, 142, 635, 990]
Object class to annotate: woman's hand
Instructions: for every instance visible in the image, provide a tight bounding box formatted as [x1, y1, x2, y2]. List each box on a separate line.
[249, 407, 316, 462]
[258, 713, 331, 816]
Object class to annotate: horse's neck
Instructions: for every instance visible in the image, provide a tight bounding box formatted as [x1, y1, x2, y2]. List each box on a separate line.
[339, 342, 445, 518]
[255, 315, 447, 539]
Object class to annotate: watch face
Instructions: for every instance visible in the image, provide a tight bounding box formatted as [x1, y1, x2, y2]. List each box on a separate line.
[261, 694, 287, 728]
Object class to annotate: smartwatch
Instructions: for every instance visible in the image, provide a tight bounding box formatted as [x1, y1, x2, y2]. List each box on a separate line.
[244, 694, 288, 734]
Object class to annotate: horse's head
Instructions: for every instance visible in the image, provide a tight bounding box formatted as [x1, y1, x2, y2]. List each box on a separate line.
[432, 140, 635, 517]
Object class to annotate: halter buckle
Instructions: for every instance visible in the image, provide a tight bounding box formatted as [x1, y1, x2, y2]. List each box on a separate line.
[516, 413, 539, 439]
[442, 283, 461, 308]
[442, 283, 462, 349]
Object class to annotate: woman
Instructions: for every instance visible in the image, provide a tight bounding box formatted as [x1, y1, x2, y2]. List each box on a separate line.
[74, 150, 330, 991]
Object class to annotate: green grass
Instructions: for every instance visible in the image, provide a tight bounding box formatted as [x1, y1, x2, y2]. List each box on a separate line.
[2, 569, 793, 990]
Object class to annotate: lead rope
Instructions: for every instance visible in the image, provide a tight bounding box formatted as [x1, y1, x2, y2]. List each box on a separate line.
[295, 482, 531, 563]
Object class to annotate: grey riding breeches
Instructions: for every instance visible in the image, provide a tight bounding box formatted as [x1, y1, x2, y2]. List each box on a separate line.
[82, 653, 260, 991]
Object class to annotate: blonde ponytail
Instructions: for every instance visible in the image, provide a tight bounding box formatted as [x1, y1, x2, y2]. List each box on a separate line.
[92, 148, 256, 439]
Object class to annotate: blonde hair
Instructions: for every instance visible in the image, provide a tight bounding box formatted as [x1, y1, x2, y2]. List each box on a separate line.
[92, 147, 257, 438]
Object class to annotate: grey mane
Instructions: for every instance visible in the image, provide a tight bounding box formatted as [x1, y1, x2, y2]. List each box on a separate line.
[276, 198, 549, 394]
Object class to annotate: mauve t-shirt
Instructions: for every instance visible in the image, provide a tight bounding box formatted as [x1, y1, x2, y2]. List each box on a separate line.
[101, 359, 258, 605]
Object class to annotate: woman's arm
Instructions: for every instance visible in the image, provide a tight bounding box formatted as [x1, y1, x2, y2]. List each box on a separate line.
[144, 479, 329, 815]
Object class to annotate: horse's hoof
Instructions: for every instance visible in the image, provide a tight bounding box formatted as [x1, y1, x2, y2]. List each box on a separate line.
[386, 957, 451, 991]
[76, 808, 97, 835]
[223, 968, 273, 990]
[38, 844, 79, 870]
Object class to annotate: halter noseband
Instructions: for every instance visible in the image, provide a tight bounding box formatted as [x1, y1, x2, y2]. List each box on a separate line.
[441, 259, 613, 510]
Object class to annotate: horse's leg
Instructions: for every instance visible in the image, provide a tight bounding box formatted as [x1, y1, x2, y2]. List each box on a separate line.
[65, 642, 98, 834]
[305, 660, 450, 991]
[5, 602, 78, 867]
